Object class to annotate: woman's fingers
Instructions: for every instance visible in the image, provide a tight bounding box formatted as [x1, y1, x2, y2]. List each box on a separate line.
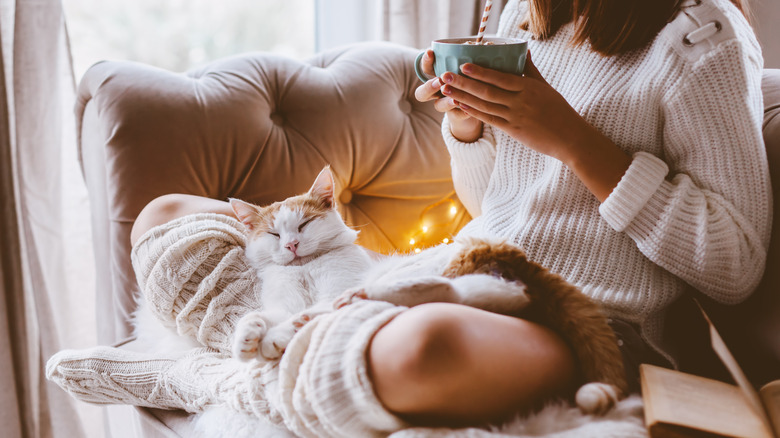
[458, 63, 524, 92]
[414, 76, 443, 102]
[441, 82, 508, 119]
[433, 95, 458, 113]
[457, 101, 507, 129]
[422, 49, 436, 77]
[439, 70, 517, 115]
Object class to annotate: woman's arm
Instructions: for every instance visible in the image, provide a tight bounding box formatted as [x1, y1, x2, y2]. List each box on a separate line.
[440, 53, 632, 202]
[441, 117, 498, 217]
[414, 50, 498, 218]
[438, 42, 770, 303]
[599, 39, 771, 303]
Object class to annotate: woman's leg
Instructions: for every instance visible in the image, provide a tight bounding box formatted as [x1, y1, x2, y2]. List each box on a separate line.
[367, 302, 577, 427]
[131, 194, 235, 246]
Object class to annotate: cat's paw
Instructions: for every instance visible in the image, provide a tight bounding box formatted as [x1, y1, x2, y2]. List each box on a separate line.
[575, 382, 623, 415]
[259, 324, 296, 360]
[232, 312, 267, 362]
[333, 288, 368, 309]
[292, 313, 311, 329]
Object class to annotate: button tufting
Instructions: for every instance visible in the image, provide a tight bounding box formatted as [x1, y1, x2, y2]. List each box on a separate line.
[398, 100, 412, 114]
[270, 113, 285, 126]
[339, 189, 353, 204]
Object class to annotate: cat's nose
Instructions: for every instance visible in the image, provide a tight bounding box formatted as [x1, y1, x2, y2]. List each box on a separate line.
[285, 240, 299, 253]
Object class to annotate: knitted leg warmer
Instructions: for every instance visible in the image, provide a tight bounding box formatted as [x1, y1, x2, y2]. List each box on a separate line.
[46, 345, 283, 423]
[278, 299, 409, 438]
[131, 213, 261, 353]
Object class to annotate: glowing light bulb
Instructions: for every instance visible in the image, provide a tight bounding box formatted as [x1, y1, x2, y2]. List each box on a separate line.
[414, 248, 421, 254]
[442, 238, 449, 244]
[422, 226, 429, 233]
[409, 238, 416, 245]
[449, 206, 457, 215]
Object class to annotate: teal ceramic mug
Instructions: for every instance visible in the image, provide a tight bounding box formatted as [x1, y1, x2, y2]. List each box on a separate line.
[414, 37, 528, 83]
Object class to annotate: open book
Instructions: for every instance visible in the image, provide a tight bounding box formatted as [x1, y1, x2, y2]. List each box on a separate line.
[640, 303, 780, 438]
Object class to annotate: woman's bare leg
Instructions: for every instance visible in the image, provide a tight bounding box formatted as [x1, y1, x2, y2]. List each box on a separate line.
[130, 194, 235, 246]
[368, 302, 577, 427]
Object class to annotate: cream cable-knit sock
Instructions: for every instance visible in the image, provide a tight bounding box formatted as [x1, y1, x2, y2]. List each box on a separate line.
[45, 346, 280, 421]
[131, 213, 262, 353]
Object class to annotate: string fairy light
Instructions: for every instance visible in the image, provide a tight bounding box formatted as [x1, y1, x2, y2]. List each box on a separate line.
[406, 194, 465, 253]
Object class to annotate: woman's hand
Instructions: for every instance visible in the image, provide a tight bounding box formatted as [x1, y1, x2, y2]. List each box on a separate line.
[414, 49, 483, 143]
[440, 51, 631, 201]
[439, 51, 587, 161]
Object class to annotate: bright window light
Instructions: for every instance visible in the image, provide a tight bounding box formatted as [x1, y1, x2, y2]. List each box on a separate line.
[64, 0, 316, 81]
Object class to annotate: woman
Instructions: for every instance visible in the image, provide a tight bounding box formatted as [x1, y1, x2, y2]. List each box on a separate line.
[376, 0, 769, 426]
[129, 0, 769, 429]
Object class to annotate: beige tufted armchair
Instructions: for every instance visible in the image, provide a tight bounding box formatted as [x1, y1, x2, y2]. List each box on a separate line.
[75, 41, 780, 436]
[76, 41, 470, 436]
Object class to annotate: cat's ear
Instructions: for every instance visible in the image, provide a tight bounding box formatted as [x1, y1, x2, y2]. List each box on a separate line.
[229, 198, 259, 231]
[309, 166, 335, 209]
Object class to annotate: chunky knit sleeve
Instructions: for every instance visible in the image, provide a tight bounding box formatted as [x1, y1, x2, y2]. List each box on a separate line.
[599, 35, 771, 304]
[442, 115, 497, 217]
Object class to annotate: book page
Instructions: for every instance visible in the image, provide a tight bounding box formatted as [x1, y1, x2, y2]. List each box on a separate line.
[761, 380, 780, 438]
[641, 364, 773, 438]
[697, 302, 776, 436]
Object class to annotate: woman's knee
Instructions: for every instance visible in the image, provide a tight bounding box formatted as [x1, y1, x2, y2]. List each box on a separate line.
[131, 194, 187, 245]
[367, 304, 472, 410]
[367, 302, 578, 423]
[377, 303, 466, 372]
[130, 194, 235, 245]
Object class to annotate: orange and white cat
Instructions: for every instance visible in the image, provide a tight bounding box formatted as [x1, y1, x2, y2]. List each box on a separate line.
[230, 166, 627, 416]
[229, 167, 528, 364]
[228, 167, 373, 362]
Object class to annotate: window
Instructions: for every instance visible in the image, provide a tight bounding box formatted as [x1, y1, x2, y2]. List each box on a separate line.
[64, 0, 316, 81]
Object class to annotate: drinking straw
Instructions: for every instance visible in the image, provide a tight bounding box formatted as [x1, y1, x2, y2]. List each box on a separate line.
[475, 0, 493, 44]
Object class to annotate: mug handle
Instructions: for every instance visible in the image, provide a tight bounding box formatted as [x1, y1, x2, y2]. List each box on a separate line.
[414, 51, 434, 83]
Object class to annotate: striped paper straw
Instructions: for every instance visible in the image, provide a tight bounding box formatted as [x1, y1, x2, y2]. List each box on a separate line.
[475, 0, 493, 44]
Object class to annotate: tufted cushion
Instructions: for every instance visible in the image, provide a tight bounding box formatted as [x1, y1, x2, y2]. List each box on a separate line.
[76, 42, 470, 344]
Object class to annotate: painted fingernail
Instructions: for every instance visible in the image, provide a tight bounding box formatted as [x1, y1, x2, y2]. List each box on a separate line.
[459, 102, 470, 110]
[461, 64, 473, 74]
[442, 73, 454, 83]
[441, 85, 451, 95]
[431, 78, 441, 88]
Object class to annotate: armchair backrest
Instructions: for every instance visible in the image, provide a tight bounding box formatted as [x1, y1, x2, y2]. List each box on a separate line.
[76, 42, 468, 343]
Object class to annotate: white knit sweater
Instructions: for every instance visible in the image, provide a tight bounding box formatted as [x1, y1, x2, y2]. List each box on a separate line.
[446, 0, 771, 362]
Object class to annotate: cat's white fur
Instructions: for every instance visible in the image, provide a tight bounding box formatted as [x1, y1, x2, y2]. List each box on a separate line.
[231, 167, 530, 364]
[132, 297, 201, 355]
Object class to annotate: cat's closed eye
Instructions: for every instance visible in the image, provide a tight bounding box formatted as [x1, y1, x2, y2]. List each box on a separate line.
[298, 218, 315, 232]
[268, 231, 280, 238]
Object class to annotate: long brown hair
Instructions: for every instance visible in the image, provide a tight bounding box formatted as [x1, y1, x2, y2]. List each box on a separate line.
[520, 0, 751, 56]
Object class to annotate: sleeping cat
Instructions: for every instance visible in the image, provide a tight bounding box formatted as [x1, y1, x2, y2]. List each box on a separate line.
[230, 165, 628, 416]
[229, 167, 528, 363]
[228, 166, 374, 362]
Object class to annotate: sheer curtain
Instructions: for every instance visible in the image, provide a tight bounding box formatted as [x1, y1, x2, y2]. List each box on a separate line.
[379, 0, 507, 49]
[0, 0, 99, 437]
